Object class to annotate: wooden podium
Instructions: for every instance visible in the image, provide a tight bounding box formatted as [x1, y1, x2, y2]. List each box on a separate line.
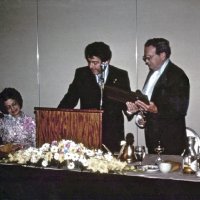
[34, 107, 103, 149]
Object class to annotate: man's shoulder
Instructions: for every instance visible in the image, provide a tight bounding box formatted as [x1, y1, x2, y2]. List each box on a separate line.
[167, 61, 187, 75]
[166, 61, 189, 81]
[76, 66, 89, 72]
[74, 66, 91, 75]
[168, 62, 185, 73]
[109, 65, 128, 74]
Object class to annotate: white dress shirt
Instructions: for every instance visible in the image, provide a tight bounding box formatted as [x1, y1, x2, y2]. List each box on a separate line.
[143, 59, 169, 101]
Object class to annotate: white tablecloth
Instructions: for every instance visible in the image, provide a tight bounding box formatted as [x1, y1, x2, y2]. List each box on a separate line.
[126, 154, 200, 182]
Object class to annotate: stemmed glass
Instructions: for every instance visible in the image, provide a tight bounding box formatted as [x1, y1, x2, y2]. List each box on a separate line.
[134, 145, 146, 166]
[154, 141, 164, 165]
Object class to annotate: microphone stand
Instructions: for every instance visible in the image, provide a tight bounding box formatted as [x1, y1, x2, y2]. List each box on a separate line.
[98, 71, 104, 110]
[98, 62, 107, 109]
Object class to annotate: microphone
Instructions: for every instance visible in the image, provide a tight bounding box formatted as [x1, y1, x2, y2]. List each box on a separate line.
[101, 61, 108, 73]
[98, 62, 108, 85]
[99, 61, 108, 84]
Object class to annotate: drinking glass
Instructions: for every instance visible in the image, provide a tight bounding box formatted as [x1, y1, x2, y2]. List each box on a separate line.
[134, 145, 146, 166]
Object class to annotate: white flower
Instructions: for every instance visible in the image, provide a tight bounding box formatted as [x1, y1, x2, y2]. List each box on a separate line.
[44, 152, 53, 161]
[8, 154, 14, 162]
[67, 162, 75, 170]
[18, 157, 27, 164]
[64, 152, 72, 160]
[71, 153, 79, 161]
[79, 156, 88, 167]
[30, 154, 40, 163]
[42, 159, 48, 167]
[104, 152, 113, 161]
[51, 145, 59, 153]
[85, 149, 95, 157]
[95, 149, 103, 156]
[54, 152, 60, 160]
[58, 153, 65, 163]
[40, 143, 50, 152]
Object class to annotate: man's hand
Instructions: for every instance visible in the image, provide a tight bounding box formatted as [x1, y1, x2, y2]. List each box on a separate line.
[126, 102, 139, 114]
[135, 100, 158, 113]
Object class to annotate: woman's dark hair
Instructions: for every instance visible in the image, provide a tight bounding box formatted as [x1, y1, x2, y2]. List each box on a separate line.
[84, 41, 112, 62]
[0, 88, 23, 113]
[145, 38, 171, 58]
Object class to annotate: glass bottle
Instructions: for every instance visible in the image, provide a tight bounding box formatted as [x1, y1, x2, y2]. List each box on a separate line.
[118, 133, 136, 163]
[182, 136, 197, 174]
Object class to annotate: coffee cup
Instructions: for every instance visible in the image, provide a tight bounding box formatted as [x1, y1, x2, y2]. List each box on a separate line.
[159, 162, 172, 173]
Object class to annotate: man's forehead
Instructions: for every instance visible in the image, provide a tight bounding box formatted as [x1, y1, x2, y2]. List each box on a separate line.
[87, 56, 101, 61]
[144, 46, 156, 54]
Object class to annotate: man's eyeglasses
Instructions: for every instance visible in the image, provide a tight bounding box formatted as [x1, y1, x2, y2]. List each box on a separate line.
[142, 54, 156, 62]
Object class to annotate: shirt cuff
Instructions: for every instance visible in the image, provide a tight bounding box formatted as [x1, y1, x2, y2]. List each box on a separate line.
[126, 110, 134, 115]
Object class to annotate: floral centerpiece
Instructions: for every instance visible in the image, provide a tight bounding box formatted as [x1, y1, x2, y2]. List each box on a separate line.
[1, 139, 135, 174]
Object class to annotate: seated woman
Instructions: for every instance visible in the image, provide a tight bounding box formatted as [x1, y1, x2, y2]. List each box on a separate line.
[0, 88, 35, 149]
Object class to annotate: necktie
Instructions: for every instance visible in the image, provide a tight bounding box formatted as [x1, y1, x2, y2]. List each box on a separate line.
[97, 73, 104, 86]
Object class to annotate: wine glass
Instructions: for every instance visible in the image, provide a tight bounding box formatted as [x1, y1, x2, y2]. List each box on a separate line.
[134, 145, 146, 166]
[154, 141, 164, 165]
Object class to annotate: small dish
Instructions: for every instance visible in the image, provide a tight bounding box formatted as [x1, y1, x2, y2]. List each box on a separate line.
[196, 171, 200, 177]
[142, 165, 159, 172]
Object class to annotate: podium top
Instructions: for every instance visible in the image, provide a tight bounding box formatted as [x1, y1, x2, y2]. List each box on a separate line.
[34, 107, 103, 114]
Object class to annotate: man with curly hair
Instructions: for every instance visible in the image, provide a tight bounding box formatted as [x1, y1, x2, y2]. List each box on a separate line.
[58, 42, 132, 153]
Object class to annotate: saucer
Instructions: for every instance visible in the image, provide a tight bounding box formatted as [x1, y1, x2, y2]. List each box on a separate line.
[142, 165, 159, 172]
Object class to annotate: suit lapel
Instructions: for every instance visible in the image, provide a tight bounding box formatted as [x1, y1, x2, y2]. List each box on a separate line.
[105, 66, 118, 86]
[151, 63, 170, 99]
[142, 70, 154, 90]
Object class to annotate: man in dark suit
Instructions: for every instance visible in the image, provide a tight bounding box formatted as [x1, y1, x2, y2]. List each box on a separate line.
[126, 38, 190, 155]
[58, 42, 132, 153]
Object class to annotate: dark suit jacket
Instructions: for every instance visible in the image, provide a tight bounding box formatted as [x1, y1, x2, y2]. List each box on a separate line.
[58, 65, 132, 152]
[145, 61, 190, 155]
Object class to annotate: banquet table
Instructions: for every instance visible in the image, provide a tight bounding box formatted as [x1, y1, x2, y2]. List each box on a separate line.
[1, 154, 200, 200]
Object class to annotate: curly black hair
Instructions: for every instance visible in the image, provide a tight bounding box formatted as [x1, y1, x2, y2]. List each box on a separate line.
[0, 88, 23, 113]
[84, 41, 112, 62]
